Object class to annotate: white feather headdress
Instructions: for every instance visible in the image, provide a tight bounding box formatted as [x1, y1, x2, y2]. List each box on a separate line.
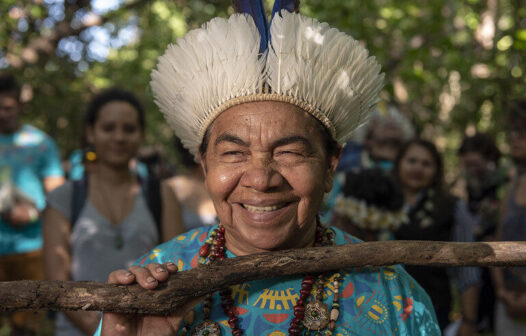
[151, 11, 384, 158]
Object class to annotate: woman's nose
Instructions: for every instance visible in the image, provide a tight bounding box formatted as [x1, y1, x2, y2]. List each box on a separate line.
[113, 128, 126, 141]
[240, 157, 284, 192]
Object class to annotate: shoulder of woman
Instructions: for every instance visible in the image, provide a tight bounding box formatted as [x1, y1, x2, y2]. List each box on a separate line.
[160, 179, 175, 195]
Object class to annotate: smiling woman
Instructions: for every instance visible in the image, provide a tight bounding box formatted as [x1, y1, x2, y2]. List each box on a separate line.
[95, 1, 441, 335]
[392, 139, 482, 332]
[43, 88, 184, 336]
[202, 102, 338, 255]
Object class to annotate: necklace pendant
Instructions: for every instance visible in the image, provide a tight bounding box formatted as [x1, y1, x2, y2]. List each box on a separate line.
[114, 235, 123, 250]
[303, 300, 330, 330]
[191, 320, 221, 336]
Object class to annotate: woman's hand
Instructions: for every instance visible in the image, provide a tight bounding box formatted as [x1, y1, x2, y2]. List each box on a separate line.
[101, 262, 202, 336]
[2, 202, 38, 226]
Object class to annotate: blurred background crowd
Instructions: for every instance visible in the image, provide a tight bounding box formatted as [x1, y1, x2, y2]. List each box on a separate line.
[0, 0, 525, 335]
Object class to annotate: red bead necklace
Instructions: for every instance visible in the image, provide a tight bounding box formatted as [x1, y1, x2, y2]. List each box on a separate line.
[185, 223, 340, 336]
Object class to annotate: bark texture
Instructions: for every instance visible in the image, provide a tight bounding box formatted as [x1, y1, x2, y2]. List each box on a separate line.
[1, 241, 525, 313]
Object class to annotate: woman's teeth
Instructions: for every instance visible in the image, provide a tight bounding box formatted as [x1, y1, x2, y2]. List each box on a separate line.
[243, 204, 286, 213]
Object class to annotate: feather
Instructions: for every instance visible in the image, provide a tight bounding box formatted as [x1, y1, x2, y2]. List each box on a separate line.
[271, 0, 300, 19]
[266, 10, 384, 143]
[232, 0, 269, 53]
[151, 10, 384, 158]
[150, 14, 265, 159]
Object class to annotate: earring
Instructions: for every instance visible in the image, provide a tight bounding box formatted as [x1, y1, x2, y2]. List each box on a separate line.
[85, 147, 97, 162]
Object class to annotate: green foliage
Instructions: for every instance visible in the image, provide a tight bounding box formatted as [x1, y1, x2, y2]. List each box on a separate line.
[1, 0, 525, 172]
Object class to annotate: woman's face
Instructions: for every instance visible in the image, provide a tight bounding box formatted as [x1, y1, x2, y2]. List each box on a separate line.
[460, 151, 489, 180]
[397, 144, 437, 192]
[201, 101, 340, 256]
[86, 101, 142, 169]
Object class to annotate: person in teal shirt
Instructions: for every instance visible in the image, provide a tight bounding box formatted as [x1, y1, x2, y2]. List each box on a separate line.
[96, 1, 440, 334]
[0, 73, 64, 333]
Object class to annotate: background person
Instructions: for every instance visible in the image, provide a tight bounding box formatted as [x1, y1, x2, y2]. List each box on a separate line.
[453, 132, 506, 333]
[454, 132, 506, 241]
[393, 139, 480, 335]
[492, 99, 526, 335]
[321, 105, 414, 223]
[43, 88, 184, 336]
[337, 104, 415, 174]
[0, 73, 64, 335]
[330, 168, 408, 241]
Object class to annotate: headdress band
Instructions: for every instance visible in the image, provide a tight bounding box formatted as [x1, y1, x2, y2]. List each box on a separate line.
[199, 93, 336, 141]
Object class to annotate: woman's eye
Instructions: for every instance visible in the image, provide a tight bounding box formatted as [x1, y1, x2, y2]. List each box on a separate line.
[124, 125, 138, 133]
[101, 125, 114, 132]
[223, 151, 242, 156]
[275, 150, 306, 163]
[219, 150, 246, 162]
[279, 151, 302, 156]
[422, 161, 433, 168]
[220, 150, 246, 159]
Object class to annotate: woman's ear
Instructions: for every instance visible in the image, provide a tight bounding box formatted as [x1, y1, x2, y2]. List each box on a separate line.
[324, 145, 343, 193]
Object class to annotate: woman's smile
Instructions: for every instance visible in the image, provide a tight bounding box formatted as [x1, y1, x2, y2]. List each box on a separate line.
[234, 200, 297, 223]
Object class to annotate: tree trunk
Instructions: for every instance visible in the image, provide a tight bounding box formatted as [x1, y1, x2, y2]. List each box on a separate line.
[1, 241, 525, 313]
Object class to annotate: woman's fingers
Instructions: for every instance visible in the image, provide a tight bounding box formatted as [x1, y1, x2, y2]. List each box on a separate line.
[128, 265, 161, 289]
[107, 262, 179, 290]
[101, 313, 135, 336]
[101, 262, 182, 335]
[164, 262, 178, 274]
[144, 263, 170, 282]
[108, 269, 136, 285]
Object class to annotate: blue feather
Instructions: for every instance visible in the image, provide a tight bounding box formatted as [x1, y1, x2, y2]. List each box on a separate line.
[271, 0, 299, 20]
[232, 0, 269, 53]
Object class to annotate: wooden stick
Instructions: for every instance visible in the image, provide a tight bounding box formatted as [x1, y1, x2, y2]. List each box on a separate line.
[1, 241, 525, 313]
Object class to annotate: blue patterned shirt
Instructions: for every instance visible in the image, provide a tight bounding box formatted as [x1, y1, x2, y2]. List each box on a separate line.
[95, 226, 440, 335]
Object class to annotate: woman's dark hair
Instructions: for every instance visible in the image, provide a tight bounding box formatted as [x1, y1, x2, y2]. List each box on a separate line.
[174, 136, 198, 168]
[0, 73, 20, 100]
[393, 139, 444, 190]
[342, 168, 404, 211]
[458, 132, 500, 163]
[84, 88, 145, 130]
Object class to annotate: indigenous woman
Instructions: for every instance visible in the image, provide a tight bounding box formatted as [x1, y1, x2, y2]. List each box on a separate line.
[97, 2, 440, 335]
[43, 89, 184, 335]
[393, 139, 480, 334]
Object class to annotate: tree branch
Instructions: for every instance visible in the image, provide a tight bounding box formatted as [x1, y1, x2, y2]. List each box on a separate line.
[1, 241, 525, 313]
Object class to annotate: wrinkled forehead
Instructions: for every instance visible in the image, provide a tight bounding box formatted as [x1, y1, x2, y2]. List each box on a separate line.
[207, 101, 328, 145]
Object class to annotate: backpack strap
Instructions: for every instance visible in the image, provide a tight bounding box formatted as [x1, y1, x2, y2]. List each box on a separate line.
[71, 175, 89, 227]
[139, 175, 163, 243]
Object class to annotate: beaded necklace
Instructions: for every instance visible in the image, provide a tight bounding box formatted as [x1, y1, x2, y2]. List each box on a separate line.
[182, 223, 341, 336]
